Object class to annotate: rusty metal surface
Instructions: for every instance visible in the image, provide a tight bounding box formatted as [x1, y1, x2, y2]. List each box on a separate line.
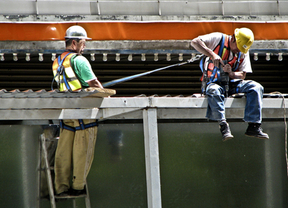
[0, 87, 287, 99]
[0, 89, 93, 98]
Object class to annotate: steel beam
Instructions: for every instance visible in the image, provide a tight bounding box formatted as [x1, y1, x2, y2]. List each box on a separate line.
[0, 97, 287, 120]
[1, 108, 287, 120]
[0, 97, 286, 108]
[0, 97, 287, 110]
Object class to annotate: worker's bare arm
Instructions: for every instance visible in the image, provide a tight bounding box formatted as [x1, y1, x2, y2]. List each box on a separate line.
[87, 78, 104, 89]
[191, 37, 224, 68]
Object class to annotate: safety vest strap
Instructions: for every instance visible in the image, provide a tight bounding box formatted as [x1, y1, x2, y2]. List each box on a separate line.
[51, 52, 82, 92]
[200, 34, 242, 83]
[210, 34, 226, 83]
[59, 120, 75, 132]
[199, 34, 226, 80]
[60, 120, 98, 132]
[199, 34, 244, 95]
[62, 68, 71, 91]
[229, 52, 242, 71]
[57, 52, 71, 72]
[52, 52, 73, 91]
[218, 34, 226, 59]
[75, 120, 98, 130]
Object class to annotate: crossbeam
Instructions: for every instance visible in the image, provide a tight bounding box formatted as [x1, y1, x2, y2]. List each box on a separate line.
[0, 97, 287, 120]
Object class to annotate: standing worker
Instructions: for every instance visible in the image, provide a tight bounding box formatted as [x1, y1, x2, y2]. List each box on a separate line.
[191, 28, 269, 141]
[52, 25, 103, 196]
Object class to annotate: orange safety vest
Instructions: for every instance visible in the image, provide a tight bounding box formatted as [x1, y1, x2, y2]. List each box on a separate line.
[199, 34, 243, 84]
[52, 52, 82, 92]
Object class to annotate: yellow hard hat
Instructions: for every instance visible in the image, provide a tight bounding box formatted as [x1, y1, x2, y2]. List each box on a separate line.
[234, 28, 254, 54]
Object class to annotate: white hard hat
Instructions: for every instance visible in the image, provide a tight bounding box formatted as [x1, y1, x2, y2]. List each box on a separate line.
[65, 25, 91, 40]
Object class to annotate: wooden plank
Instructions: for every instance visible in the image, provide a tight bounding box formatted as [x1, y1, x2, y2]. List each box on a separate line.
[84, 87, 116, 97]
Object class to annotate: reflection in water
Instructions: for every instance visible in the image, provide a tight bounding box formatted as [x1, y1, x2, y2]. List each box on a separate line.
[106, 130, 124, 162]
[39, 125, 59, 199]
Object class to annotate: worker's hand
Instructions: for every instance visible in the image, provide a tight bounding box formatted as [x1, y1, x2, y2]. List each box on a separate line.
[211, 53, 224, 68]
[223, 64, 232, 73]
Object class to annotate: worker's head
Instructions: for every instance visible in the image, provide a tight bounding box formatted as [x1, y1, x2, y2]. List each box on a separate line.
[233, 28, 254, 54]
[65, 25, 91, 54]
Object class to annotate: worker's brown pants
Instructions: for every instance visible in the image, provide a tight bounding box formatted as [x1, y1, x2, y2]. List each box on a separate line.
[54, 119, 98, 194]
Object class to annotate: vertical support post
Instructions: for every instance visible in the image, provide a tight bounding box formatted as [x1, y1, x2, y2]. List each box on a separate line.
[143, 108, 162, 208]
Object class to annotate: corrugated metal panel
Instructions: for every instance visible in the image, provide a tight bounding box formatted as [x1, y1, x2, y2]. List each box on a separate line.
[0, 53, 287, 97]
[0, 88, 114, 98]
[1, 0, 288, 16]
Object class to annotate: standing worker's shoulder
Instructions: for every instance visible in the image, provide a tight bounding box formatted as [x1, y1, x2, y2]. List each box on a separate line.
[71, 55, 93, 73]
[73, 55, 91, 67]
[73, 54, 89, 62]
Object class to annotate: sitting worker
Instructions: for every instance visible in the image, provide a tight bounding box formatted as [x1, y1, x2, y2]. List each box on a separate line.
[191, 27, 269, 141]
[52, 25, 103, 196]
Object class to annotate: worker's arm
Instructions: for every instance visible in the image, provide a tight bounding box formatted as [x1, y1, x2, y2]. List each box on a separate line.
[87, 78, 104, 89]
[191, 37, 224, 68]
[223, 64, 246, 79]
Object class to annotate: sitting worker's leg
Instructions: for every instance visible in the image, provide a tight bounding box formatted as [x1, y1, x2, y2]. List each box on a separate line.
[237, 80, 269, 139]
[71, 119, 98, 195]
[54, 120, 75, 195]
[206, 83, 233, 141]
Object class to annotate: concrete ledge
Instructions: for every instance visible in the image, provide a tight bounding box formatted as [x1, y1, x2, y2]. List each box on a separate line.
[0, 97, 286, 120]
[1, 40, 288, 54]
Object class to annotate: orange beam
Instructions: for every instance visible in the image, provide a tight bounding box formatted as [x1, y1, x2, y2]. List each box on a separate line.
[1, 22, 288, 41]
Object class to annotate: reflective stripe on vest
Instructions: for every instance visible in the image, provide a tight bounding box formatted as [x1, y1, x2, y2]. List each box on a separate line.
[199, 34, 243, 84]
[52, 52, 82, 92]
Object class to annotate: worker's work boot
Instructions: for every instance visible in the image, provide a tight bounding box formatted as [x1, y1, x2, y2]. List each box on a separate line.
[69, 187, 86, 196]
[219, 121, 234, 141]
[245, 123, 269, 139]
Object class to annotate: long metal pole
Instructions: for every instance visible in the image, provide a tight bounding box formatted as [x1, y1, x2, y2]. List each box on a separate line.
[102, 55, 202, 88]
[102, 61, 188, 88]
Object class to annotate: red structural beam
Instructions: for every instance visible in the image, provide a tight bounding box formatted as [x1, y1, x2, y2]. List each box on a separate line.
[1, 22, 288, 41]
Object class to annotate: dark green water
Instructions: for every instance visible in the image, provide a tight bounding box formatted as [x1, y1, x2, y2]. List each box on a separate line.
[0, 121, 287, 208]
